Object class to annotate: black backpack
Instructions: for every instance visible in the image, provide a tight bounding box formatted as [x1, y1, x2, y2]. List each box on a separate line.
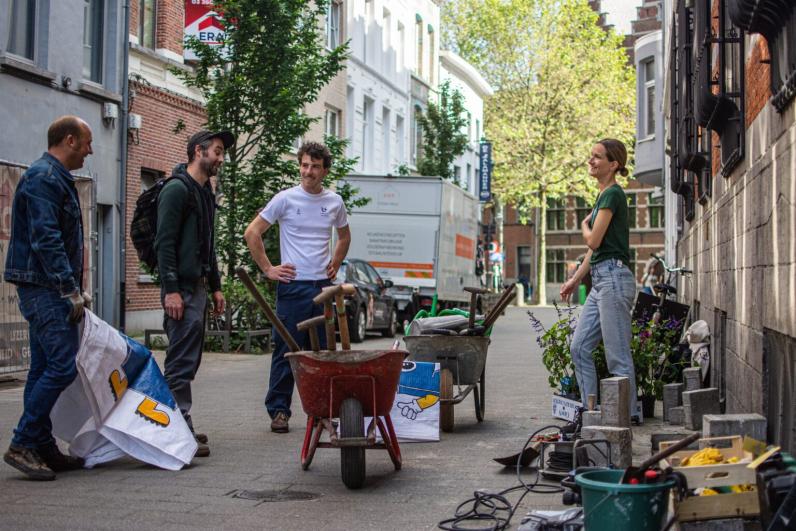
[130, 174, 198, 272]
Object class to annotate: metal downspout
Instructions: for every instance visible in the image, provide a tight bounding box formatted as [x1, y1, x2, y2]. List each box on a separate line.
[118, 0, 131, 331]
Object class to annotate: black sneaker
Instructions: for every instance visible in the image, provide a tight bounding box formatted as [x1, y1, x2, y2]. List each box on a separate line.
[194, 432, 208, 444]
[4, 445, 56, 481]
[38, 445, 84, 472]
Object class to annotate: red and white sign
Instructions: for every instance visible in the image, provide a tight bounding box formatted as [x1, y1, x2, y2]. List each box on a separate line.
[184, 0, 226, 61]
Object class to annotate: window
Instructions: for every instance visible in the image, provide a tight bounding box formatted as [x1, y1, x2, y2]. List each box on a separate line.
[415, 17, 423, 78]
[362, 97, 374, 172]
[627, 193, 637, 229]
[428, 26, 435, 84]
[395, 115, 405, 167]
[7, 0, 36, 60]
[364, 0, 373, 63]
[453, 165, 461, 184]
[139, 0, 156, 49]
[648, 192, 665, 228]
[517, 246, 532, 280]
[140, 168, 164, 192]
[476, 119, 481, 142]
[546, 198, 566, 231]
[83, 0, 104, 82]
[575, 197, 591, 226]
[466, 163, 472, 190]
[325, 1, 340, 49]
[382, 8, 391, 54]
[546, 249, 566, 283]
[644, 59, 655, 137]
[382, 107, 390, 173]
[324, 107, 340, 137]
[411, 104, 423, 166]
[397, 22, 405, 71]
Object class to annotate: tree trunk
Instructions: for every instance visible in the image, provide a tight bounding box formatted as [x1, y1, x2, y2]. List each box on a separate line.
[537, 193, 547, 305]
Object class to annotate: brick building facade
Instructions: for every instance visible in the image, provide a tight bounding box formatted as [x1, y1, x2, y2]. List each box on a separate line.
[124, 0, 207, 331]
[665, 0, 796, 451]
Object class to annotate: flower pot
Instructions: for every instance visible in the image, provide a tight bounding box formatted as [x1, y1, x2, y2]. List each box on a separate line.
[640, 395, 656, 418]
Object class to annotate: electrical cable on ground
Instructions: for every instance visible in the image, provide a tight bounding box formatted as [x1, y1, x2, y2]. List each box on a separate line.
[437, 425, 567, 531]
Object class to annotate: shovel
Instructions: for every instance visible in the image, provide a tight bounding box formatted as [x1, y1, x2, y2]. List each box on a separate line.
[620, 432, 699, 484]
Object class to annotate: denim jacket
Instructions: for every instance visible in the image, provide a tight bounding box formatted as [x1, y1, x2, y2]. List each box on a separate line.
[4, 153, 84, 296]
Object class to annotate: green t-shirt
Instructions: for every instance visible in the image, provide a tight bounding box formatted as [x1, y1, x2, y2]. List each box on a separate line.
[588, 184, 630, 265]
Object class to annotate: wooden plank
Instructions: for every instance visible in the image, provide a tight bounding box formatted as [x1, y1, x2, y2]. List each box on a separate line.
[672, 462, 755, 488]
[675, 491, 759, 522]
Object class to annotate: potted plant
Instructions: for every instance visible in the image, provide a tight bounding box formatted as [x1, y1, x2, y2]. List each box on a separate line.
[631, 317, 685, 417]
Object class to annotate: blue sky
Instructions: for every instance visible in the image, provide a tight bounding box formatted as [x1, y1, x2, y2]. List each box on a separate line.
[601, 0, 639, 35]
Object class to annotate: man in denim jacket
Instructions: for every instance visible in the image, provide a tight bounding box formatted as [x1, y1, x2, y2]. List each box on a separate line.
[3, 116, 93, 480]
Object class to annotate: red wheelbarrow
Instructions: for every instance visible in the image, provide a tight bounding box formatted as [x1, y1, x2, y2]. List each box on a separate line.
[287, 348, 406, 489]
[237, 268, 407, 489]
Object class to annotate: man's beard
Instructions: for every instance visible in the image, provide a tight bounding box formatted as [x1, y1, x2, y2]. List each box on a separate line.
[201, 157, 219, 177]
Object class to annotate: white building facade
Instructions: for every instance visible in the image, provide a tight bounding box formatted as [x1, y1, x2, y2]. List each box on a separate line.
[345, 0, 440, 175]
[439, 50, 493, 196]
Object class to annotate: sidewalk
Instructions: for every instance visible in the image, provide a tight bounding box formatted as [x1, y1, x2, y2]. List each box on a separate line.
[0, 306, 686, 530]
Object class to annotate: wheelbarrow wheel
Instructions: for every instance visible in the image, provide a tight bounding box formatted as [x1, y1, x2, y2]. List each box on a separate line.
[473, 368, 485, 422]
[440, 368, 454, 433]
[340, 398, 366, 489]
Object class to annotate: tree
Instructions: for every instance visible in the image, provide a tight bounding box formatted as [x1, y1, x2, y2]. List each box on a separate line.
[417, 80, 470, 182]
[443, 0, 635, 303]
[174, 1, 368, 343]
[176, 0, 366, 280]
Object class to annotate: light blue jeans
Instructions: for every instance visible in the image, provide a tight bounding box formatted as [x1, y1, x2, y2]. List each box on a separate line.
[571, 258, 637, 417]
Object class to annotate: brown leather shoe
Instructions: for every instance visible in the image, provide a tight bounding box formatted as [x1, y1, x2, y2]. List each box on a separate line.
[194, 438, 210, 457]
[4, 445, 56, 481]
[38, 445, 84, 472]
[194, 432, 208, 444]
[270, 412, 289, 433]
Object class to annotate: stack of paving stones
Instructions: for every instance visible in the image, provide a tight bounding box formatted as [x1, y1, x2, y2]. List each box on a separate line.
[580, 376, 633, 468]
[703, 413, 767, 441]
[665, 367, 722, 429]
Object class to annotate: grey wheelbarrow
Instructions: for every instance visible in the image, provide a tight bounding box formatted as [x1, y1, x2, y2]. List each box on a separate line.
[402, 335, 490, 432]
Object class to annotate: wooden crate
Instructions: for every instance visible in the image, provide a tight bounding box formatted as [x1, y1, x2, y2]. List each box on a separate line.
[660, 436, 759, 522]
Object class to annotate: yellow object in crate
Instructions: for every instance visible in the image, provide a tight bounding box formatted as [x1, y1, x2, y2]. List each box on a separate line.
[682, 447, 725, 466]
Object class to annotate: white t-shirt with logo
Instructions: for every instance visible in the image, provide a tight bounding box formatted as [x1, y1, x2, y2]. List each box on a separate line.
[260, 185, 348, 280]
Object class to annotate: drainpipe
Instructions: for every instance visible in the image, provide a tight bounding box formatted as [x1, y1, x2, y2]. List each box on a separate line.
[118, 0, 131, 332]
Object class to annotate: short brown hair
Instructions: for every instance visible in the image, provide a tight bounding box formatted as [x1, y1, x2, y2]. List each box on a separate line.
[48, 116, 86, 148]
[297, 141, 332, 169]
[597, 138, 629, 177]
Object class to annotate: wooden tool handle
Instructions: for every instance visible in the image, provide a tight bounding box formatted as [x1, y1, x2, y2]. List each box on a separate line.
[463, 286, 489, 294]
[313, 285, 341, 305]
[297, 315, 326, 332]
[335, 293, 351, 350]
[236, 268, 300, 352]
[323, 301, 336, 351]
[638, 432, 700, 470]
[481, 284, 517, 329]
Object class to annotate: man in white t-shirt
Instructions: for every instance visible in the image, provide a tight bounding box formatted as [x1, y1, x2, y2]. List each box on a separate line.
[244, 142, 351, 433]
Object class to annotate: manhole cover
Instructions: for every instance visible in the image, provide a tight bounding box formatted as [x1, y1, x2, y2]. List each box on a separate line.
[232, 489, 320, 502]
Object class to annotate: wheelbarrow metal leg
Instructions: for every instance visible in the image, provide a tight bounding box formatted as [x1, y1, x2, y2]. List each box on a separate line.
[379, 414, 402, 470]
[301, 416, 322, 470]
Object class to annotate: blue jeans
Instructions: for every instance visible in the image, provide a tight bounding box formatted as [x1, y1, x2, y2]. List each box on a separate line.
[570, 259, 637, 417]
[266, 279, 331, 419]
[12, 285, 79, 449]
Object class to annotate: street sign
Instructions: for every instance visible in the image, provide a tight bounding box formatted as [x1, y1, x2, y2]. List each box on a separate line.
[479, 142, 492, 202]
[184, 1, 226, 61]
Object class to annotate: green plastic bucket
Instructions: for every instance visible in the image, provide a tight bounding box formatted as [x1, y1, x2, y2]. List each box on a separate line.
[575, 469, 674, 531]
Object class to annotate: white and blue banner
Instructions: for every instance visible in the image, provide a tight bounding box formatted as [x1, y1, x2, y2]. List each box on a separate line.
[386, 360, 441, 442]
[51, 311, 196, 470]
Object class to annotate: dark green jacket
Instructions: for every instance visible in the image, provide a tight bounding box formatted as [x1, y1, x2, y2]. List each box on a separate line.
[154, 164, 221, 294]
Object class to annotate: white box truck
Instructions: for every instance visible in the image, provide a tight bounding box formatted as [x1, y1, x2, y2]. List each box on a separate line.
[339, 175, 480, 321]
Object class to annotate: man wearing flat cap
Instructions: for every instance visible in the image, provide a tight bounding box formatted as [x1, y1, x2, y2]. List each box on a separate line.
[154, 129, 234, 457]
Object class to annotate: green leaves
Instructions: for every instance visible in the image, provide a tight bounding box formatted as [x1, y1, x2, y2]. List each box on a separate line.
[416, 80, 470, 182]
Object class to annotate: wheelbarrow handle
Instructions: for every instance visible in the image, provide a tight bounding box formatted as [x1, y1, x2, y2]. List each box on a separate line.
[236, 267, 300, 352]
[297, 315, 327, 332]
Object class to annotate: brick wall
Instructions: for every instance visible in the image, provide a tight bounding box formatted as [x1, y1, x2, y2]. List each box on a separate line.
[125, 81, 206, 315]
[157, 0, 185, 55]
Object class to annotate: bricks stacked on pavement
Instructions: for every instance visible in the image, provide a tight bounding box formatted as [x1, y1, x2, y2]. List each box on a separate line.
[581, 410, 602, 427]
[662, 382, 684, 422]
[581, 426, 633, 469]
[682, 388, 721, 431]
[703, 414, 767, 441]
[682, 367, 702, 392]
[600, 376, 630, 427]
[669, 406, 685, 425]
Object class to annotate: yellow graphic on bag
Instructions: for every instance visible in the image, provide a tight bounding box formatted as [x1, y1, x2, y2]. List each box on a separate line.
[136, 397, 170, 427]
[109, 369, 128, 400]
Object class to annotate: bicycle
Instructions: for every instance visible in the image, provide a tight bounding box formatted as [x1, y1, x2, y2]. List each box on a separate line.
[648, 253, 692, 325]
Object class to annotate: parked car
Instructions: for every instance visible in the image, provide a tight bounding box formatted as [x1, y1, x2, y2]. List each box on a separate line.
[335, 258, 399, 342]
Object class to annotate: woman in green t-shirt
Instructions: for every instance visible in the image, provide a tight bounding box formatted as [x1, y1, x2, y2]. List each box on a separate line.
[560, 139, 638, 420]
